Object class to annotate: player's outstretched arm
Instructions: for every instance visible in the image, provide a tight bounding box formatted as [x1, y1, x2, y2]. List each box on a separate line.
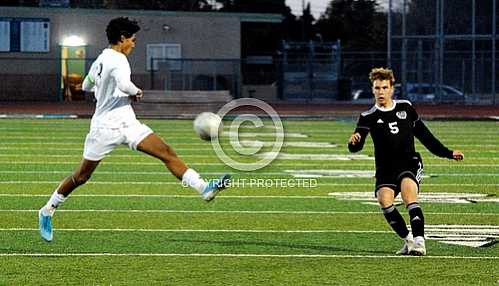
[414, 120, 454, 159]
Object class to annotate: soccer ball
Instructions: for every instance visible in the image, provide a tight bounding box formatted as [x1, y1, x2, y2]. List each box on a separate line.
[193, 112, 222, 141]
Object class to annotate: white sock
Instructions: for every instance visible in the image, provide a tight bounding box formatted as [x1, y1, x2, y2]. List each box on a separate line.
[42, 190, 66, 216]
[414, 235, 425, 242]
[404, 233, 414, 242]
[182, 169, 207, 194]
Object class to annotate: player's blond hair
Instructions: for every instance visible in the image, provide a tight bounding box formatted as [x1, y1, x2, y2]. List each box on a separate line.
[369, 68, 395, 86]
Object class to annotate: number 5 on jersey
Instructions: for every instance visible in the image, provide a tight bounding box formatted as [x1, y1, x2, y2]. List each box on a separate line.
[389, 122, 399, 134]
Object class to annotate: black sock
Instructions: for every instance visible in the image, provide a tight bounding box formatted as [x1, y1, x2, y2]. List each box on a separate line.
[408, 202, 425, 237]
[382, 205, 409, 238]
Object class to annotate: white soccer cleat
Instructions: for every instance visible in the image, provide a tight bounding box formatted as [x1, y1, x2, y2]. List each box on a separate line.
[38, 208, 53, 242]
[201, 174, 231, 202]
[410, 236, 426, 256]
[396, 235, 414, 255]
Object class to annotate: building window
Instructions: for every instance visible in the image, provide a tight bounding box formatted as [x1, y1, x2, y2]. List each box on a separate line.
[146, 43, 181, 71]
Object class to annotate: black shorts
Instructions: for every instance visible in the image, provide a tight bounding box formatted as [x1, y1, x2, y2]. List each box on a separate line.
[374, 153, 424, 197]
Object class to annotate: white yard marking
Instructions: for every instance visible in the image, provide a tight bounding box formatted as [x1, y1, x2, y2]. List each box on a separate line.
[286, 169, 374, 178]
[257, 152, 374, 160]
[417, 225, 499, 248]
[0, 209, 381, 214]
[1, 181, 497, 187]
[239, 140, 337, 148]
[0, 228, 389, 233]
[0, 252, 496, 259]
[284, 170, 499, 178]
[0, 181, 498, 188]
[0, 146, 219, 151]
[328, 192, 499, 204]
[0, 154, 217, 158]
[0, 142, 207, 146]
[0, 170, 295, 176]
[222, 131, 308, 138]
[0, 181, 181, 185]
[2, 141, 499, 149]
[0, 194, 335, 198]
[1, 161, 498, 168]
[7, 169, 497, 177]
[0, 207, 496, 216]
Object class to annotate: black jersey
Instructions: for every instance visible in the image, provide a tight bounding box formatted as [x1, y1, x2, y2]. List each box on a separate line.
[348, 100, 453, 169]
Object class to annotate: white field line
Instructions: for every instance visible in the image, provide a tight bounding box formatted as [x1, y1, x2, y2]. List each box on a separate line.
[4, 131, 498, 137]
[1, 142, 499, 149]
[0, 252, 497, 260]
[2, 131, 498, 138]
[3, 139, 497, 146]
[2, 170, 499, 177]
[0, 123, 494, 130]
[1, 154, 499, 161]
[0, 181, 178, 185]
[0, 170, 289, 176]
[1, 194, 334, 198]
[0, 124, 480, 129]
[0, 130, 215, 134]
[0, 209, 380, 214]
[0, 128, 282, 134]
[0, 181, 498, 187]
[0, 141, 338, 149]
[0, 147, 218, 151]
[2, 144, 499, 150]
[0, 132, 307, 140]
[2, 161, 499, 168]
[1, 126, 498, 134]
[0, 225, 499, 233]
[0, 209, 497, 216]
[0, 142, 206, 146]
[427, 225, 499, 228]
[0, 228, 391, 233]
[0, 161, 499, 168]
[0, 126, 496, 132]
[9, 138, 497, 144]
[0, 154, 218, 158]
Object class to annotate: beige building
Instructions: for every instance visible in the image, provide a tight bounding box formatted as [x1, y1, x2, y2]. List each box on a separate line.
[0, 6, 281, 101]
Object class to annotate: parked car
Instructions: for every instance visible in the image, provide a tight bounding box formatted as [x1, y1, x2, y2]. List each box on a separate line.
[352, 87, 400, 102]
[394, 83, 465, 103]
[352, 89, 371, 100]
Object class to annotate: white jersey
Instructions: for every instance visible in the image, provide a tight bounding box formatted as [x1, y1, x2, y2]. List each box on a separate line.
[82, 48, 140, 128]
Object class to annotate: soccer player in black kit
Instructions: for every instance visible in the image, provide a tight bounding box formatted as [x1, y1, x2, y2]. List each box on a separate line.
[348, 68, 464, 256]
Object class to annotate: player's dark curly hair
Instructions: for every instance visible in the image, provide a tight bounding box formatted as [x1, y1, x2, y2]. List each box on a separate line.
[369, 67, 395, 86]
[106, 17, 140, 45]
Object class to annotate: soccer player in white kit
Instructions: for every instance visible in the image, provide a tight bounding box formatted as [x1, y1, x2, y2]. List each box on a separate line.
[38, 17, 230, 242]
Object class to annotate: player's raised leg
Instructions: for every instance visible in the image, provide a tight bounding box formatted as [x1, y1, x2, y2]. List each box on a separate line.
[136, 133, 230, 201]
[377, 187, 413, 255]
[38, 159, 100, 242]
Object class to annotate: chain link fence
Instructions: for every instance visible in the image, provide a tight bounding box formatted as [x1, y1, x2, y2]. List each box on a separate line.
[148, 58, 241, 98]
[388, 0, 498, 105]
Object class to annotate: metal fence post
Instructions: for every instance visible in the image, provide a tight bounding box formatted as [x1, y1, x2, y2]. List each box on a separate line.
[492, 0, 497, 105]
[150, 57, 154, 90]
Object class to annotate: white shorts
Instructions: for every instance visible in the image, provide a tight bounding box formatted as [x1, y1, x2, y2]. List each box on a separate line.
[83, 122, 153, 161]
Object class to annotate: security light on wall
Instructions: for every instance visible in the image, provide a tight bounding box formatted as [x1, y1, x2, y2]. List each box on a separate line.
[162, 24, 171, 32]
[61, 35, 86, 47]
